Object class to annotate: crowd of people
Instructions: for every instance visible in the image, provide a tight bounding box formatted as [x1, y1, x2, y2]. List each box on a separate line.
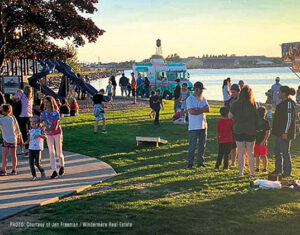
[187, 77, 297, 178]
[0, 87, 83, 180]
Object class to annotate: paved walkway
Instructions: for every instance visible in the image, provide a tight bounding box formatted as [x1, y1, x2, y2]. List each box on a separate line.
[0, 148, 117, 220]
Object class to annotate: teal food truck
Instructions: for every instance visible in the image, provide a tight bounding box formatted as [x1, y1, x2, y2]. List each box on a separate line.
[132, 59, 193, 99]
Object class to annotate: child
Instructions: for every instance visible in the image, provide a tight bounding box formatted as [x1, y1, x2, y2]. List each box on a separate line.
[24, 116, 47, 181]
[266, 104, 272, 125]
[0, 104, 22, 176]
[180, 83, 190, 121]
[149, 91, 155, 118]
[93, 89, 106, 134]
[215, 107, 234, 170]
[255, 107, 271, 173]
[152, 89, 164, 126]
[106, 81, 113, 102]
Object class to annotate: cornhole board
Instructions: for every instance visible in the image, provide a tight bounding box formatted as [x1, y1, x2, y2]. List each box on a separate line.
[136, 137, 168, 147]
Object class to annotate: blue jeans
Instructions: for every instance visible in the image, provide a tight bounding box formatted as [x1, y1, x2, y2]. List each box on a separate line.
[187, 129, 207, 166]
[174, 98, 180, 113]
[274, 136, 292, 176]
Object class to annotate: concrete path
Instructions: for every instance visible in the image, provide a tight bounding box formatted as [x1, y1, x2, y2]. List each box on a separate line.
[0, 148, 117, 220]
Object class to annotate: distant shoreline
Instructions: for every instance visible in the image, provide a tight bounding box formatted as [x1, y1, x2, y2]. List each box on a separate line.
[187, 64, 290, 70]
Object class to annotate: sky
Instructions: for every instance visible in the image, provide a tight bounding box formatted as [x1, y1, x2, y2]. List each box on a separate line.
[75, 0, 300, 63]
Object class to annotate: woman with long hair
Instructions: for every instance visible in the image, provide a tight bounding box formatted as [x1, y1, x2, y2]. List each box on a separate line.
[13, 86, 33, 155]
[222, 79, 230, 105]
[229, 85, 257, 177]
[40, 96, 65, 179]
[272, 86, 296, 177]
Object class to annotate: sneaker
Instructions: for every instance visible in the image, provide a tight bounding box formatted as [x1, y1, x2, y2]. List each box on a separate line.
[197, 163, 206, 168]
[50, 171, 58, 179]
[59, 167, 65, 176]
[31, 177, 37, 181]
[0, 170, 7, 176]
[11, 170, 17, 175]
[23, 152, 29, 158]
[262, 169, 267, 173]
[255, 168, 259, 172]
[41, 171, 46, 179]
[17, 151, 24, 155]
[102, 130, 107, 134]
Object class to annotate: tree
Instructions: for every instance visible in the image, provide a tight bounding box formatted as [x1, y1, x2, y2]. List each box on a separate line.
[165, 53, 182, 62]
[0, 0, 105, 69]
[65, 42, 79, 74]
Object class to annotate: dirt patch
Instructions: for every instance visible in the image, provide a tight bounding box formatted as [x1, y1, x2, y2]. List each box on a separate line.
[77, 97, 149, 113]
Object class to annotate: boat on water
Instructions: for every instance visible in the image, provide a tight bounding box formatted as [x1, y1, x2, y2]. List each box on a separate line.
[132, 59, 193, 99]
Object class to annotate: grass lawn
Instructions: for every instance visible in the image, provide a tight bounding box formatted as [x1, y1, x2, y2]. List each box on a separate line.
[18, 100, 300, 234]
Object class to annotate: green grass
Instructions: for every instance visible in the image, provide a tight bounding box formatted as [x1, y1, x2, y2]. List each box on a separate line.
[18, 100, 300, 234]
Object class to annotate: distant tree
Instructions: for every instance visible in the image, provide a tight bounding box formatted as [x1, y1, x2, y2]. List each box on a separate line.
[165, 53, 182, 62]
[0, 0, 105, 69]
[65, 42, 80, 74]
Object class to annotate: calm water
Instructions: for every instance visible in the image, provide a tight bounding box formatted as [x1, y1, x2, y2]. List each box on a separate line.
[91, 67, 300, 102]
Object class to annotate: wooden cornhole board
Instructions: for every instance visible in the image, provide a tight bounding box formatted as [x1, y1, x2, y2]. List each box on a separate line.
[136, 136, 168, 147]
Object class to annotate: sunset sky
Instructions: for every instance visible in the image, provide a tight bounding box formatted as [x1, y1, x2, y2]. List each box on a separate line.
[76, 0, 300, 63]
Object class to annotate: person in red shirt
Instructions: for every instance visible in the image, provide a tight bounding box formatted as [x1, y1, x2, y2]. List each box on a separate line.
[215, 107, 234, 169]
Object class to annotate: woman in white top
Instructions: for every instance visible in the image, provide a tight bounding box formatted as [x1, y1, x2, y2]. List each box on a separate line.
[13, 86, 33, 155]
[0, 104, 21, 176]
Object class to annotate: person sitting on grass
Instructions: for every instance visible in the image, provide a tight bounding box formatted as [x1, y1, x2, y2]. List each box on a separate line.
[215, 107, 234, 170]
[24, 115, 47, 181]
[255, 107, 270, 173]
[153, 89, 164, 126]
[0, 104, 22, 176]
[60, 98, 71, 117]
[93, 89, 107, 134]
[149, 91, 155, 119]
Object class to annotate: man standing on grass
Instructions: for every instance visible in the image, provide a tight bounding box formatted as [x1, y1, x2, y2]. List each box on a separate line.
[186, 81, 210, 169]
[119, 73, 129, 97]
[271, 77, 282, 106]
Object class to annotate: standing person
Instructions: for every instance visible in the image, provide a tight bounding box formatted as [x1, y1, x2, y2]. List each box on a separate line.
[149, 91, 155, 119]
[272, 86, 296, 178]
[13, 86, 33, 156]
[152, 89, 164, 126]
[131, 72, 137, 104]
[186, 82, 210, 169]
[227, 77, 232, 89]
[222, 79, 230, 105]
[109, 75, 117, 97]
[119, 73, 129, 97]
[12, 98, 24, 155]
[229, 85, 257, 177]
[24, 116, 47, 181]
[40, 96, 65, 179]
[180, 83, 190, 121]
[106, 81, 113, 103]
[173, 79, 181, 113]
[238, 80, 245, 90]
[271, 77, 282, 106]
[144, 77, 150, 98]
[0, 104, 21, 176]
[127, 79, 132, 97]
[93, 89, 106, 134]
[137, 73, 144, 98]
[254, 107, 271, 173]
[215, 107, 234, 170]
[224, 83, 240, 167]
